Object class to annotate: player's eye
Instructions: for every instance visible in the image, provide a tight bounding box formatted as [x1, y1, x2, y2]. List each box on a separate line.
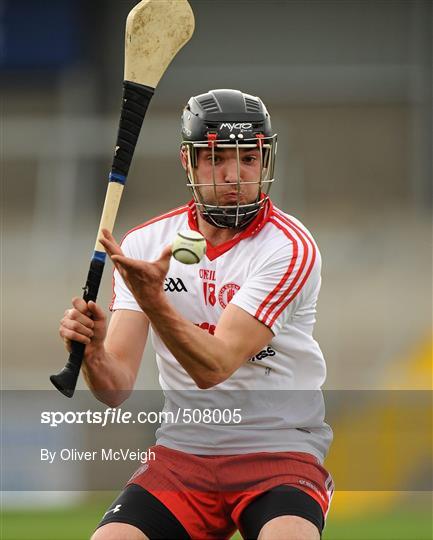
[242, 155, 257, 164]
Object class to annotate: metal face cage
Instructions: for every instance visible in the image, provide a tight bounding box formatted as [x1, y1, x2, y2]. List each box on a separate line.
[182, 134, 277, 229]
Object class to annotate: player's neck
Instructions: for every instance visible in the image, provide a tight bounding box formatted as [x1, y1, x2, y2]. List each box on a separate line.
[196, 214, 239, 246]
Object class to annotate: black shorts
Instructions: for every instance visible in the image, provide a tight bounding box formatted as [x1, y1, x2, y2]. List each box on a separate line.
[96, 483, 324, 539]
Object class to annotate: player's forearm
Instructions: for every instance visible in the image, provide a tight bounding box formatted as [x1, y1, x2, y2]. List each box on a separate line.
[82, 347, 133, 406]
[145, 297, 234, 389]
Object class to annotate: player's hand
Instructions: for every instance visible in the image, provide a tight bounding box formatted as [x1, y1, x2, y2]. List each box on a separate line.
[99, 228, 171, 312]
[59, 297, 107, 353]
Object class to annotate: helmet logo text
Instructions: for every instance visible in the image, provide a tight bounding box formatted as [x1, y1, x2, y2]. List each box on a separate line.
[219, 122, 252, 132]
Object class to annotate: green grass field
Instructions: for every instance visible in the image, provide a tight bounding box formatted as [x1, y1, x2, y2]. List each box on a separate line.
[2, 497, 431, 540]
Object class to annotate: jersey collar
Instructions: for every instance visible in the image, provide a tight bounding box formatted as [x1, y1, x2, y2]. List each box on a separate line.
[187, 198, 273, 261]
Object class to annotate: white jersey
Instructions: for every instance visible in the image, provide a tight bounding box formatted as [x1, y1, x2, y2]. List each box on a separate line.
[111, 200, 332, 462]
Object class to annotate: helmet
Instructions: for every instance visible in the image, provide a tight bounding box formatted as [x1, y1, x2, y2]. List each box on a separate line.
[181, 89, 277, 229]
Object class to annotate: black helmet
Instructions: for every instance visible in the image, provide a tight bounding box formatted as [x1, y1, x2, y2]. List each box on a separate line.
[181, 89, 277, 229]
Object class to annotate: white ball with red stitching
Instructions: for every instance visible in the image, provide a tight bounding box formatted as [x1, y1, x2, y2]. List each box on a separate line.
[172, 230, 206, 264]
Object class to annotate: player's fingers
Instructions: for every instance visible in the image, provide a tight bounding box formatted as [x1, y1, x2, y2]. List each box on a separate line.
[99, 229, 124, 257]
[111, 254, 142, 271]
[101, 228, 116, 241]
[155, 245, 172, 273]
[66, 306, 94, 328]
[98, 236, 115, 255]
[71, 296, 91, 314]
[87, 301, 106, 322]
[100, 243, 127, 275]
[59, 324, 92, 345]
[109, 255, 129, 280]
[61, 318, 94, 339]
[62, 337, 72, 353]
[158, 245, 173, 260]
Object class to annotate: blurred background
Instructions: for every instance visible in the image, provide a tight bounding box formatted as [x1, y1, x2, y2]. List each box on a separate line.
[2, 0, 432, 539]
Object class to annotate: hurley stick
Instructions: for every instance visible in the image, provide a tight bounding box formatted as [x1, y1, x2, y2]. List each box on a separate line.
[50, 0, 195, 397]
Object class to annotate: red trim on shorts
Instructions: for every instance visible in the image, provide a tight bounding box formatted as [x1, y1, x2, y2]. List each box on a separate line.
[187, 198, 273, 261]
[109, 205, 189, 310]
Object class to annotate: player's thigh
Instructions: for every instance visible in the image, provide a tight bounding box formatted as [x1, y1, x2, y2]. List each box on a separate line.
[91, 522, 148, 540]
[258, 515, 320, 540]
[240, 485, 323, 540]
[93, 484, 190, 540]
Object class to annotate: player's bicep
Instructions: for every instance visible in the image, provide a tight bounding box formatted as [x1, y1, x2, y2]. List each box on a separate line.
[215, 303, 273, 371]
[105, 309, 149, 382]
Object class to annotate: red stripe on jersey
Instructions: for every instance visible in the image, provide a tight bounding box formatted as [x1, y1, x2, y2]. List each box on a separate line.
[109, 205, 189, 310]
[124, 205, 189, 235]
[261, 214, 309, 325]
[257, 217, 307, 326]
[256, 211, 317, 327]
[267, 211, 317, 326]
[255, 219, 299, 322]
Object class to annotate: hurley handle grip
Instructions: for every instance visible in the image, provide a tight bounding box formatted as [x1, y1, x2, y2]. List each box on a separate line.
[50, 82, 154, 398]
[112, 81, 154, 176]
[50, 258, 104, 398]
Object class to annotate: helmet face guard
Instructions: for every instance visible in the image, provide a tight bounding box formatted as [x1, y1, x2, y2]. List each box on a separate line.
[182, 134, 277, 229]
[181, 89, 278, 229]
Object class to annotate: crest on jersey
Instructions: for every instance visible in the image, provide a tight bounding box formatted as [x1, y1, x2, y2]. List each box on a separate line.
[218, 283, 240, 308]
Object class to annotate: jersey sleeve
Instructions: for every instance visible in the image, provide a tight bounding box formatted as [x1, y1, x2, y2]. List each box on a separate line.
[230, 230, 319, 335]
[109, 232, 143, 312]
